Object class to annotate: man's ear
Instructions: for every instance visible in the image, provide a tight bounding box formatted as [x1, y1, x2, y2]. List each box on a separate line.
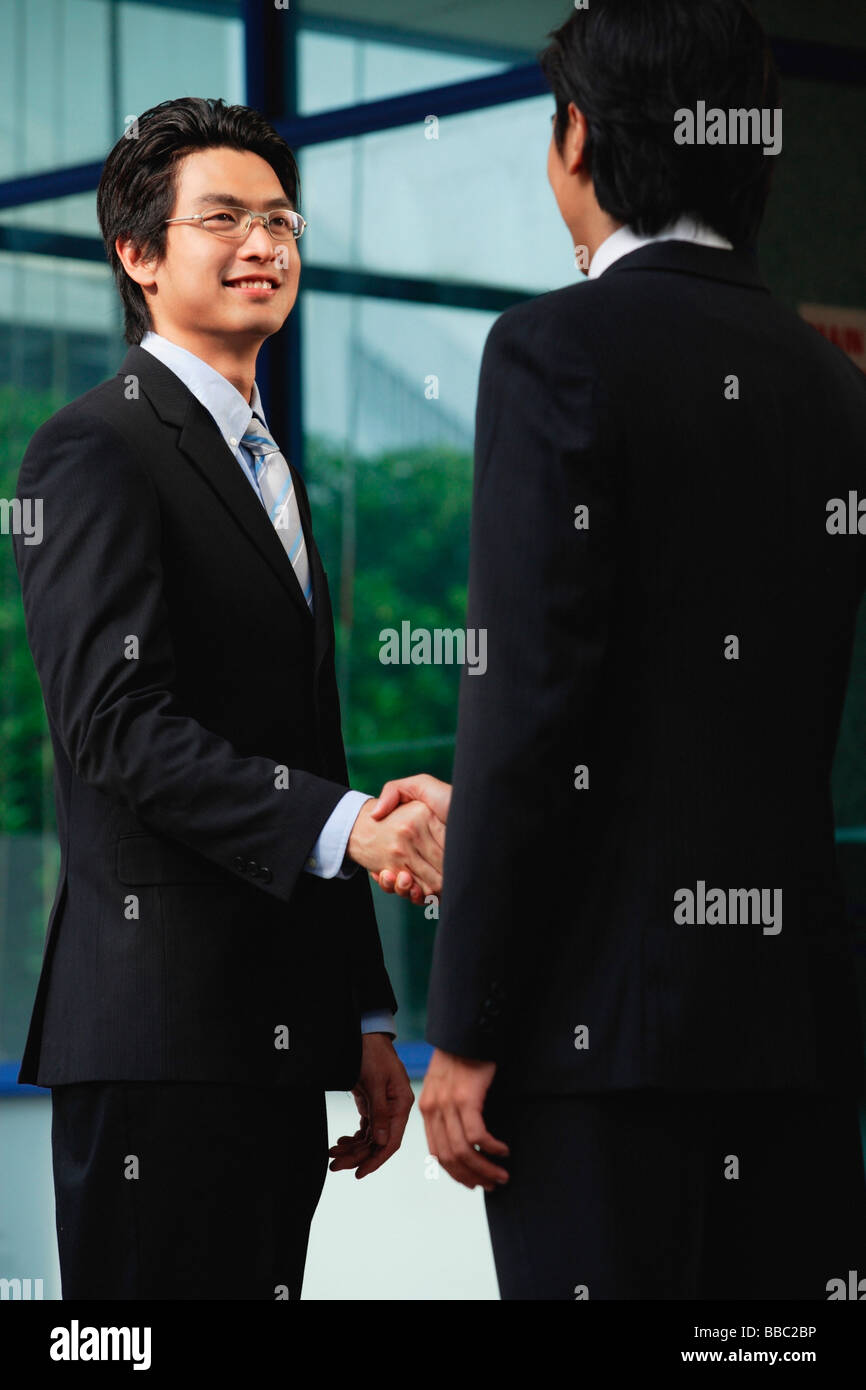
[565, 101, 588, 176]
[115, 235, 159, 289]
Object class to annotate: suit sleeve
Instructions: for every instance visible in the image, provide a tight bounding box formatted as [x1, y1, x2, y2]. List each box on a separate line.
[13, 409, 353, 909]
[424, 309, 620, 1059]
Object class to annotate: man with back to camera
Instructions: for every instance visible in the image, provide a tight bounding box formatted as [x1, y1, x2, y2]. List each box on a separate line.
[407, 0, 866, 1299]
[12, 96, 450, 1300]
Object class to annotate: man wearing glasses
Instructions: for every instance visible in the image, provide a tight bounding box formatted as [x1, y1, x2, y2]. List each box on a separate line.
[12, 96, 448, 1300]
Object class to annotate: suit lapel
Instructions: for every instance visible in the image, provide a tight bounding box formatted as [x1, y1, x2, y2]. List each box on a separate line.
[118, 346, 323, 645]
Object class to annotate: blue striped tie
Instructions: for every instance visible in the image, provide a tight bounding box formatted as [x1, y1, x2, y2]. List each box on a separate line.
[241, 414, 313, 611]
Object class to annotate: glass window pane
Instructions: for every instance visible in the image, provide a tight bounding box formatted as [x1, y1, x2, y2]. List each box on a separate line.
[118, 0, 243, 124]
[298, 95, 576, 295]
[0, 0, 243, 182]
[0, 255, 118, 394]
[0, 190, 100, 237]
[0, 0, 111, 179]
[298, 28, 510, 115]
[302, 291, 496, 1034]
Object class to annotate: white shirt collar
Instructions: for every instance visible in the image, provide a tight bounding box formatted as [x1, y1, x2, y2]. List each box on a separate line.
[588, 215, 734, 280]
[139, 331, 268, 450]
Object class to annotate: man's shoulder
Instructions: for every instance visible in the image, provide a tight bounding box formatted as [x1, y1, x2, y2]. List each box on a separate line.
[484, 281, 608, 376]
[17, 364, 162, 500]
[491, 279, 606, 335]
[22, 357, 165, 469]
[487, 276, 643, 364]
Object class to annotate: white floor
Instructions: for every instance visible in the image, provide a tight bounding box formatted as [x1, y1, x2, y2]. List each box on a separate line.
[0, 1087, 499, 1301]
[305, 1087, 498, 1299]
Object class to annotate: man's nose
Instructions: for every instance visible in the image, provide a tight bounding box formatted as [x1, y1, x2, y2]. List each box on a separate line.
[240, 218, 278, 254]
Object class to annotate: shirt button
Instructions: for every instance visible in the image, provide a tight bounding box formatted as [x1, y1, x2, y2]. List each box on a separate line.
[307, 856, 317, 868]
[230, 436, 238, 446]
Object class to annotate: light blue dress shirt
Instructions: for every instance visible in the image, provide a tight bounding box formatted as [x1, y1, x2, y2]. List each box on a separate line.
[139, 331, 394, 1038]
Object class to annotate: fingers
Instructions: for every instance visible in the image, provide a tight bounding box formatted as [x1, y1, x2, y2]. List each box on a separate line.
[370, 780, 404, 821]
[328, 1127, 374, 1172]
[330, 1084, 413, 1178]
[421, 1097, 510, 1191]
[328, 1088, 374, 1171]
[353, 1093, 411, 1178]
[372, 868, 426, 906]
[427, 815, 446, 855]
[424, 1106, 497, 1192]
[398, 809, 445, 895]
[380, 805, 443, 896]
[357, 799, 443, 893]
[388, 870, 427, 905]
[404, 876, 427, 906]
[445, 1104, 510, 1189]
[370, 774, 452, 824]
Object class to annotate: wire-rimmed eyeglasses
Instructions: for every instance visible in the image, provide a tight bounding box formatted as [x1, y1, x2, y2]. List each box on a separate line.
[164, 206, 307, 242]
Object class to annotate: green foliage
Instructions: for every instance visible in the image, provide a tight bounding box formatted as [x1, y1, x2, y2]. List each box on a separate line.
[0, 385, 62, 835]
[305, 436, 472, 794]
[1, 385, 64, 1059]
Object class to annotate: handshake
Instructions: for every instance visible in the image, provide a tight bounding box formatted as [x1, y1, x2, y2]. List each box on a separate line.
[346, 773, 451, 907]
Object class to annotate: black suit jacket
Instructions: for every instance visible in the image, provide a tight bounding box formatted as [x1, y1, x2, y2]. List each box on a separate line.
[425, 240, 866, 1095]
[13, 344, 396, 1088]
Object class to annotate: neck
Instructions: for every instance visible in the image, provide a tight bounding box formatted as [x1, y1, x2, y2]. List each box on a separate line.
[150, 327, 261, 402]
[570, 208, 623, 265]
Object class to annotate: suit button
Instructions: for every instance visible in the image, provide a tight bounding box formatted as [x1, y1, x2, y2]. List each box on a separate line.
[248, 860, 259, 876]
[232, 855, 245, 872]
[259, 866, 272, 883]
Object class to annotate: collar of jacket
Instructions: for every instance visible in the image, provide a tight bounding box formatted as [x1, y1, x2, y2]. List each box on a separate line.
[599, 238, 770, 294]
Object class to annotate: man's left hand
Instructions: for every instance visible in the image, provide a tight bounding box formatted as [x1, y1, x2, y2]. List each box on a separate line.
[328, 1033, 414, 1179]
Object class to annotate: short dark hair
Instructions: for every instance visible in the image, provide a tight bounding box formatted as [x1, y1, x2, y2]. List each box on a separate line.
[96, 97, 300, 345]
[539, 0, 780, 247]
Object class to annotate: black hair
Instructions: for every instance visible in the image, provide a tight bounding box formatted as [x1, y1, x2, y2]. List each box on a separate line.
[96, 97, 300, 345]
[539, 0, 780, 247]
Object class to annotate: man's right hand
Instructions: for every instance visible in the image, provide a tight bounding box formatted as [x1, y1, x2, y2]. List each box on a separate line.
[346, 796, 445, 897]
[369, 774, 452, 905]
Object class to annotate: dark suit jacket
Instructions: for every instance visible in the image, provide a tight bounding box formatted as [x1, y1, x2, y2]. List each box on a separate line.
[425, 240, 866, 1095]
[13, 344, 396, 1088]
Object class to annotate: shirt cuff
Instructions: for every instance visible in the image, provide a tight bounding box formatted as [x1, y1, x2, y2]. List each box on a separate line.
[361, 1010, 397, 1038]
[303, 789, 373, 879]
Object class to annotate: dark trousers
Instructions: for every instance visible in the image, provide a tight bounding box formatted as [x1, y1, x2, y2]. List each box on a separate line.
[482, 1087, 866, 1300]
[50, 1081, 329, 1300]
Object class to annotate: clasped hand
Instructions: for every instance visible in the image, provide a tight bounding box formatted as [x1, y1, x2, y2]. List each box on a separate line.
[346, 773, 451, 905]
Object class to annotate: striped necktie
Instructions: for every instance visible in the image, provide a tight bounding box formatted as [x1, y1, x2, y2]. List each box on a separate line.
[240, 414, 313, 611]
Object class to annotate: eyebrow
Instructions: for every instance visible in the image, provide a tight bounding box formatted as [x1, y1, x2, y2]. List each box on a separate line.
[191, 193, 293, 209]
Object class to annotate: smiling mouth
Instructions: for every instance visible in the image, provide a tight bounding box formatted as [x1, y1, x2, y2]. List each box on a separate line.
[223, 277, 280, 294]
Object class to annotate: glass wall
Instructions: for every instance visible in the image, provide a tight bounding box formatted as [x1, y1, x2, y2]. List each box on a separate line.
[0, 0, 243, 181]
[1, 0, 866, 1071]
[0, 0, 245, 1069]
[299, 96, 577, 293]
